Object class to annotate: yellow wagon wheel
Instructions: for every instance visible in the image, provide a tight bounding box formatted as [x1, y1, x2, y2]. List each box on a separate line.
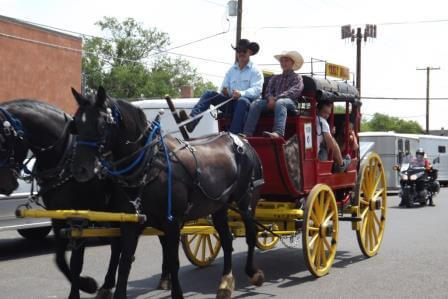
[256, 225, 280, 251]
[302, 184, 339, 277]
[181, 232, 221, 268]
[354, 152, 387, 257]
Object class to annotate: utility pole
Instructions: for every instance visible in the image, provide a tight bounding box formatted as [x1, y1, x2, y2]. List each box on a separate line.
[341, 24, 377, 96]
[236, 0, 242, 47]
[228, 0, 242, 61]
[417, 66, 440, 134]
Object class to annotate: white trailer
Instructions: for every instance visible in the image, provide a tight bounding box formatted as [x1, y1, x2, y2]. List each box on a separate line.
[416, 135, 448, 184]
[359, 132, 420, 191]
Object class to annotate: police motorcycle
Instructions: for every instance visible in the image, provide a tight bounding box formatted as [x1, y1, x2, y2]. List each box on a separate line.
[394, 149, 440, 208]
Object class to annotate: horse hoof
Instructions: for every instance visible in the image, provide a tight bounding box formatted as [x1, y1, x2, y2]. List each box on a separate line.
[157, 278, 171, 290]
[95, 289, 113, 299]
[216, 288, 232, 299]
[80, 276, 98, 294]
[250, 270, 265, 287]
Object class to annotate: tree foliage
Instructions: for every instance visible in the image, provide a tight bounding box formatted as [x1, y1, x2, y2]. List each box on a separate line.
[361, 113, 424, 134]
[82, 17, 216, 99]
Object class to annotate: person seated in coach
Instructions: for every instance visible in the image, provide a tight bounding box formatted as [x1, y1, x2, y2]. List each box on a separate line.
[179, 39, 264, 134]
[242, 50, 304, 138]
[316, 102, 351, 172]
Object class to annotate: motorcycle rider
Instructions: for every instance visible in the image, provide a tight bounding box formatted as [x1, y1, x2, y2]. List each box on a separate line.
[409, 148, 435, 206]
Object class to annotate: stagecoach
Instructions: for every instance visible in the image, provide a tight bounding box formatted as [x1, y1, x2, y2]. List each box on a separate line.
[179, 75, 387, 276]
[16, 74, 387, 280]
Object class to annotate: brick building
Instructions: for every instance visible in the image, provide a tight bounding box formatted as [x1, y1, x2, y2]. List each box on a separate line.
[0, 15, 82, 113]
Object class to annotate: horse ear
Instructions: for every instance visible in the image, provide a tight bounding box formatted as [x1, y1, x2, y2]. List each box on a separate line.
[71, 87, 88, 106]
[95, 86, 107, 108]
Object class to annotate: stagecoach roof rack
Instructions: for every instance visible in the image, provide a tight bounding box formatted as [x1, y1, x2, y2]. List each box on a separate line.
[302, 75, 360, 103]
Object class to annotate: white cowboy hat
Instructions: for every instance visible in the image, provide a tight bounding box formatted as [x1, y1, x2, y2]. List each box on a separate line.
[274, 50, 304, 71]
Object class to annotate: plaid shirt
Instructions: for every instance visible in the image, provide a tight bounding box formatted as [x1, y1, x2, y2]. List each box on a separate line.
[265, 70, 304, 101]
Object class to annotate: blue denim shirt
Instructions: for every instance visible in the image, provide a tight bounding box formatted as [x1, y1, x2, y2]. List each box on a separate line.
[221, 61, 263, 99]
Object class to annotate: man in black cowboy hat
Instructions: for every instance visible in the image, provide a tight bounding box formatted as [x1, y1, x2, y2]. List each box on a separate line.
[179, 39, 263, 134]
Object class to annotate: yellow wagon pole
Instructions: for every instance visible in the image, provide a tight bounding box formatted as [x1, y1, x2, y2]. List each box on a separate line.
[16, 209, 147, 223]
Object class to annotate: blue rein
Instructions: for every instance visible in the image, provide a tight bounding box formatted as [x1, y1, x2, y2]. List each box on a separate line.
[76, 120, 174, 221]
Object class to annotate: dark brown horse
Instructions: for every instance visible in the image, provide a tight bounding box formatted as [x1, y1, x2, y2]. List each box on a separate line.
[70, 86, 265, 299]
[0, 100, 118, 299]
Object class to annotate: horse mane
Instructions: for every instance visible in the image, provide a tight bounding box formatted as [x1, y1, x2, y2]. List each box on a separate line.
[113, 98, 148, 134]
[0, 99, 68, 121]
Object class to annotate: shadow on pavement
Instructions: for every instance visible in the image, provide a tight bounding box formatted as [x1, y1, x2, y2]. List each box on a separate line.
[0, 236, 109, 261]
[126, 247, 367, 298]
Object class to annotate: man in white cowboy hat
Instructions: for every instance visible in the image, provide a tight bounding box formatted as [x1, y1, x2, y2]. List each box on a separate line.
[179, 39, 263, 134]
[242, 50, 304, 138]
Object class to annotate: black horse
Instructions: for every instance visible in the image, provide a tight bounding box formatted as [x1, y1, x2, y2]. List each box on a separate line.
[0, 100, 119, 299]
[70, 86, 265, 299]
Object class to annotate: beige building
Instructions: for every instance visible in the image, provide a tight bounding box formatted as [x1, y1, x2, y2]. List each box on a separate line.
[0, 15, 82, 114]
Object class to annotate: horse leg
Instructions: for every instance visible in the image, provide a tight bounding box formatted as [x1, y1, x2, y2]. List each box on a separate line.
[157, 235, 172, 290]
[113, 223, 141, 299]
[238, 189, 264, 287]
[68, 239, 92, 299]
[96, 237, 122, 299]
[212, 208, 235, 299]
[53, 222, 98, 297]
[164, 221, 183, 299]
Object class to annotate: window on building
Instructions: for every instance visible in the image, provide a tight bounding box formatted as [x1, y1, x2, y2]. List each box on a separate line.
[438, 146, 446, 153]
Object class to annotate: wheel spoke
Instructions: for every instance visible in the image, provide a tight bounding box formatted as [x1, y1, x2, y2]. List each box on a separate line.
[367, 214, 374, 251]
[323, 211, 335, 225]
[310, 236, 319, 264]
[308, 226, 319, 232]
[360, 206, 369, 219]
[322, 197, 330, 219]
[372, 211, 381, 226]
[206, 235, 214, 255]
[311, 209, 320, 226]
[188, 234, 198, 245]
[360, 199, 369, 206]
[201, 235, 206, 260]
[372, 188, 384, 201]
[370, 214, 379, 245]
[322, 236, 331, 251]
[193, 235, 202, 257]
[321, 240, 327, 266]
[309, 233, 319, 248]
[315, 240, 321, 269]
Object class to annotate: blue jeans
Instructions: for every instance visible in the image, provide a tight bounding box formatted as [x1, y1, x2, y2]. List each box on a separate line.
[243, 97, 297, 136]
[191, 90, 255, 134]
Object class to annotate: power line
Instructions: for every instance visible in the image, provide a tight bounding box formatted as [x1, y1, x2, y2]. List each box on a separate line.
[249, 18, 448, 31]
[11, 16, 229, 55]
[361, 96, 448, 101]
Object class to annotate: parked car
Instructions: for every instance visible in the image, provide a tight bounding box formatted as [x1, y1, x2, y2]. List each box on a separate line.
[0, 159, 51, 240]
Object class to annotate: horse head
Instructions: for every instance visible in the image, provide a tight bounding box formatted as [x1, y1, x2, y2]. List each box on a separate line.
[71, 86, 151, 184]
[0, 108, 29, 195]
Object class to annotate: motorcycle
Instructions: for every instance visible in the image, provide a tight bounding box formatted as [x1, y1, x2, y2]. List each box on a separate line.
[394, 155, 440, 208]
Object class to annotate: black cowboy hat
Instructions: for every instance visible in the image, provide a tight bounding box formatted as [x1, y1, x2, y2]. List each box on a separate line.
[232, 39, 259, 55]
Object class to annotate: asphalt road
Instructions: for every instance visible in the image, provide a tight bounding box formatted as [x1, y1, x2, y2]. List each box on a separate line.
[1, 191, 447, 299]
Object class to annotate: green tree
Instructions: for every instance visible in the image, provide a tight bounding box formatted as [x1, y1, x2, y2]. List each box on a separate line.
[361, 113, 423, 134]
[82, 17, 216, 98]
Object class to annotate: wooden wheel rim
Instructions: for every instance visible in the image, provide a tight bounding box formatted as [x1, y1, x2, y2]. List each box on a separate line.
[355, 152, 387, 257]
[256, 230, 280, 251]
[302, 184, 339, 277]
[181, 232, 221, 267]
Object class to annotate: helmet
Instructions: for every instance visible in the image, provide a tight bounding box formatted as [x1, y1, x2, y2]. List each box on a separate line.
[416, 148, 425, 156]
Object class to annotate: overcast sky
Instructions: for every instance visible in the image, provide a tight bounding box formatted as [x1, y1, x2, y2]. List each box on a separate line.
[2, 0, 448, 129]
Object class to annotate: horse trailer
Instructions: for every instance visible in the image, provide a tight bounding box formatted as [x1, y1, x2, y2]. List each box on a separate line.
[359, 132, 420, 191]
[359, 132, 448, 190]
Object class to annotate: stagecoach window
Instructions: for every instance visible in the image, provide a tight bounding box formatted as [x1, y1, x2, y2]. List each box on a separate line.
[405, 140, 410, 153]
[438, 146, 446, 153]
[398, 139, 403, 152]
